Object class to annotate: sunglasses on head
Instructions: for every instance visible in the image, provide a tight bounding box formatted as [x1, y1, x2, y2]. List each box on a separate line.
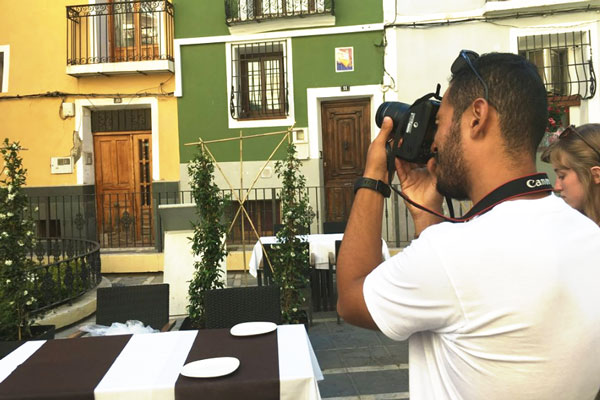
[559, 125, 600, 160]
[450, 50, 490, 102]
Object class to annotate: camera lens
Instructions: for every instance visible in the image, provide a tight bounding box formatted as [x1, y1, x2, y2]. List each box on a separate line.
[375, 102, 410, 129]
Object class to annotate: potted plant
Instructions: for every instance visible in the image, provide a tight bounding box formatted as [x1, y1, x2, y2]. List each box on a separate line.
[181, 144, 228, 330]
[0, 139, 53, 357]
[271, 142, 315, 325]
[539, 103, 567, 150]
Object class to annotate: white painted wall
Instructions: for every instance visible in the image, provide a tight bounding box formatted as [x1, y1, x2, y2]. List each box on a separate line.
[394, 0, 486, 16]
[386, 9, 600, 122]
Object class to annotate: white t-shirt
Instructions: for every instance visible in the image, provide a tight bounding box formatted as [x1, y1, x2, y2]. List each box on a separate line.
[364, 195, 600, 400]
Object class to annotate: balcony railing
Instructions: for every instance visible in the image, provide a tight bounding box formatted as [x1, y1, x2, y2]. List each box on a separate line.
[225, 0, 334, 25]
[66, 0, 174, 67]
[27, 186, 471, 251]
[29, 238, 101, 315]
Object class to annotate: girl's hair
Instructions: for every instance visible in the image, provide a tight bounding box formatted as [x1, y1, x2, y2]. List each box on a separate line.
[542, 123, 600, 225]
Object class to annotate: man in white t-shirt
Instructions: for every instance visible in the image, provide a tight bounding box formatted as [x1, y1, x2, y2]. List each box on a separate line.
[336, 51, 600, 400]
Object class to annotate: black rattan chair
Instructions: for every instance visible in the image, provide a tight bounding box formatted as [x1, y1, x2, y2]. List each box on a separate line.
[69, 283, 175, 338]
[203, 286, 282, 329]
[257, 243, 277, 287]
[323, 221, 346, 234]
[328, 240, 343, 324]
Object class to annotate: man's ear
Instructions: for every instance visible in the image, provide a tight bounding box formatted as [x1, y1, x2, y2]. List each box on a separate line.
[591, 166, 600, 184]
[467, 98, 490, 139]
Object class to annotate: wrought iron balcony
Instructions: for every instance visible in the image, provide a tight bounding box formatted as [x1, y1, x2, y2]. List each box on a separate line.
[66, 1, 174, 75]
[225, 0, 334, 25]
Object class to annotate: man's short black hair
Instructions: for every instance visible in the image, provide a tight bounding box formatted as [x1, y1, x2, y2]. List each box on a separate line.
[447, 52, 548, 160]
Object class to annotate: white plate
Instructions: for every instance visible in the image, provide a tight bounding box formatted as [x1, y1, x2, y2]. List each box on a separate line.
[230, 321, 278, 337]
[180, 357, 240, 378]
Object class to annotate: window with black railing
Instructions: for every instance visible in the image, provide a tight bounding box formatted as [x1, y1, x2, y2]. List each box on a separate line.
[66, 0, 174, 66]
[225, 0, 333, 24]
[230, 41, 289, 120]
[518, 31, 596, 100]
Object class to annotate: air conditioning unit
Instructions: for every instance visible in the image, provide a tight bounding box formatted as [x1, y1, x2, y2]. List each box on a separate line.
[51, 157, 73, 174]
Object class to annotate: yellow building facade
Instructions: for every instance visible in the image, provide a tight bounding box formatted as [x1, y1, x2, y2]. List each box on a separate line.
[0, 0, 179, 259]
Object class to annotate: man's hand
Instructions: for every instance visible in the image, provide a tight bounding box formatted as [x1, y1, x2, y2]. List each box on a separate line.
[363, 117, 394, 183]
[395, 154, 444, 235]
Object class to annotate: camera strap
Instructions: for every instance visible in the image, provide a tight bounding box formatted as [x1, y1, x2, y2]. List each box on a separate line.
[391, 172, 553, 223]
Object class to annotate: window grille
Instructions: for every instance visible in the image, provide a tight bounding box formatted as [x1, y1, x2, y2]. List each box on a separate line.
[230, 41, 288, 120]
[518, 31, 596, 100]
[225, 0, 332, 24]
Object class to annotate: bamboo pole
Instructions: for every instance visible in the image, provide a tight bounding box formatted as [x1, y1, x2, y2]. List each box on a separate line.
[184, 130, 292, 146]
[188, 125, 298, 286]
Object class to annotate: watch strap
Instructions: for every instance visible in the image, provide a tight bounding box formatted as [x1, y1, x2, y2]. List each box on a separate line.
[354, 177, 391, 198]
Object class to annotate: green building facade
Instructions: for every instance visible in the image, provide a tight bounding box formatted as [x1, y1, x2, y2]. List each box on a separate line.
[174, 0, 385, 228]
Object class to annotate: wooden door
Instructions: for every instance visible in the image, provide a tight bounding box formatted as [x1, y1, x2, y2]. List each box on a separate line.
[321, 99, 371, 222]
[110, 0, 159, 61]
[93, 132, 153, 247]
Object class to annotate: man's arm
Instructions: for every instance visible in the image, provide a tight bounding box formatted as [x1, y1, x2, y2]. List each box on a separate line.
[336, 119, 392, 329]
[337, 117, 444, 329]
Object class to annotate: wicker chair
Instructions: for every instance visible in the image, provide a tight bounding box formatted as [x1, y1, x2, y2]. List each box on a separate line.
[323, 221, 346, 234]
[327, 240, 343, 324]
[203, 286, 282, 329]
[69, 283, 175, 338]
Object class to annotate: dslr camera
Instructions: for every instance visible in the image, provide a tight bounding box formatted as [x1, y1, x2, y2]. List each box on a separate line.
[375, 85, 442, 182]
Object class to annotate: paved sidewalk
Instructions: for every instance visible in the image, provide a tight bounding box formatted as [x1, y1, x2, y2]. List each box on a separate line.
[55, 272, 410, 399]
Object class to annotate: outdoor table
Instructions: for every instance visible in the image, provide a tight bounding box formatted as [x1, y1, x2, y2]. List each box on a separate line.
[248, 233, 391, 277]
[0, 324, 322, 400]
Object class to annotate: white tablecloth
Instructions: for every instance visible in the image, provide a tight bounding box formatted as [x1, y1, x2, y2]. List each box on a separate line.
[0, 325, 322, 400]
[249, 234, 391, 277]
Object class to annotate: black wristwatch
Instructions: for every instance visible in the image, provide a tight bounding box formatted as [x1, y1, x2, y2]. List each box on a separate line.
[354, 177, 391, 198]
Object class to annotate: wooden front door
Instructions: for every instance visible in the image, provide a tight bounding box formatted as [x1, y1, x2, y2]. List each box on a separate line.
[321, 99, 371, 222]
[93, 132, 153, 247]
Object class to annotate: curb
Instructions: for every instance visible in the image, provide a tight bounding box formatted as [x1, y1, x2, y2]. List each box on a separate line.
[35, 277, 112, 329]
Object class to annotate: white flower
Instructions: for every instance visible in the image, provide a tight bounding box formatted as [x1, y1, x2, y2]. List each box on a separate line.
[26, 300, 32, 306]
[6, 212, 13, 217]
[26, 231, 33, 236]
[0, 213, 5, 219]
[6, 185, 12, 193]
[17, 240, 23, 246]
[34, 207, 39, 212]
[23, 290, 28, 295]
[2, 232, 8, 238]
[5, 279, 10, 284]
[7, 193, 15, 201]
[292, 307, 298, 312]
[4, 260, 12, 266]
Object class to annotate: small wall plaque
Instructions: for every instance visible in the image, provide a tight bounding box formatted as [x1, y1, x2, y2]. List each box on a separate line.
[335, 47, 354, 72]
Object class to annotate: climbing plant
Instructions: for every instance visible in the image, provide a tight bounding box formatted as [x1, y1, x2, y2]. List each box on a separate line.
[271, 141, 315, 324]
[187, 144, 228, 328]
[0, 139, 38, 340]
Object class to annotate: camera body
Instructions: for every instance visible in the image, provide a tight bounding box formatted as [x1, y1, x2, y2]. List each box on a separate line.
[375, 86, 442, 182]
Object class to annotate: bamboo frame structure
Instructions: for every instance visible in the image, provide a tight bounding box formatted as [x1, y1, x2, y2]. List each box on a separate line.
[184, 125, 296, 282]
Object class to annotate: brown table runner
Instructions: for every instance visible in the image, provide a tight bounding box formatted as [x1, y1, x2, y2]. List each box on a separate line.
[0, 335, 132, 400]
[175, 329, 280, 400]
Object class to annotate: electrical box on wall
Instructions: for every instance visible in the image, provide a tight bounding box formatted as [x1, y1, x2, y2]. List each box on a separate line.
[51, 157, 73, 174]
[292, 128, 309, 160]
[62, 102, 75, 117]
